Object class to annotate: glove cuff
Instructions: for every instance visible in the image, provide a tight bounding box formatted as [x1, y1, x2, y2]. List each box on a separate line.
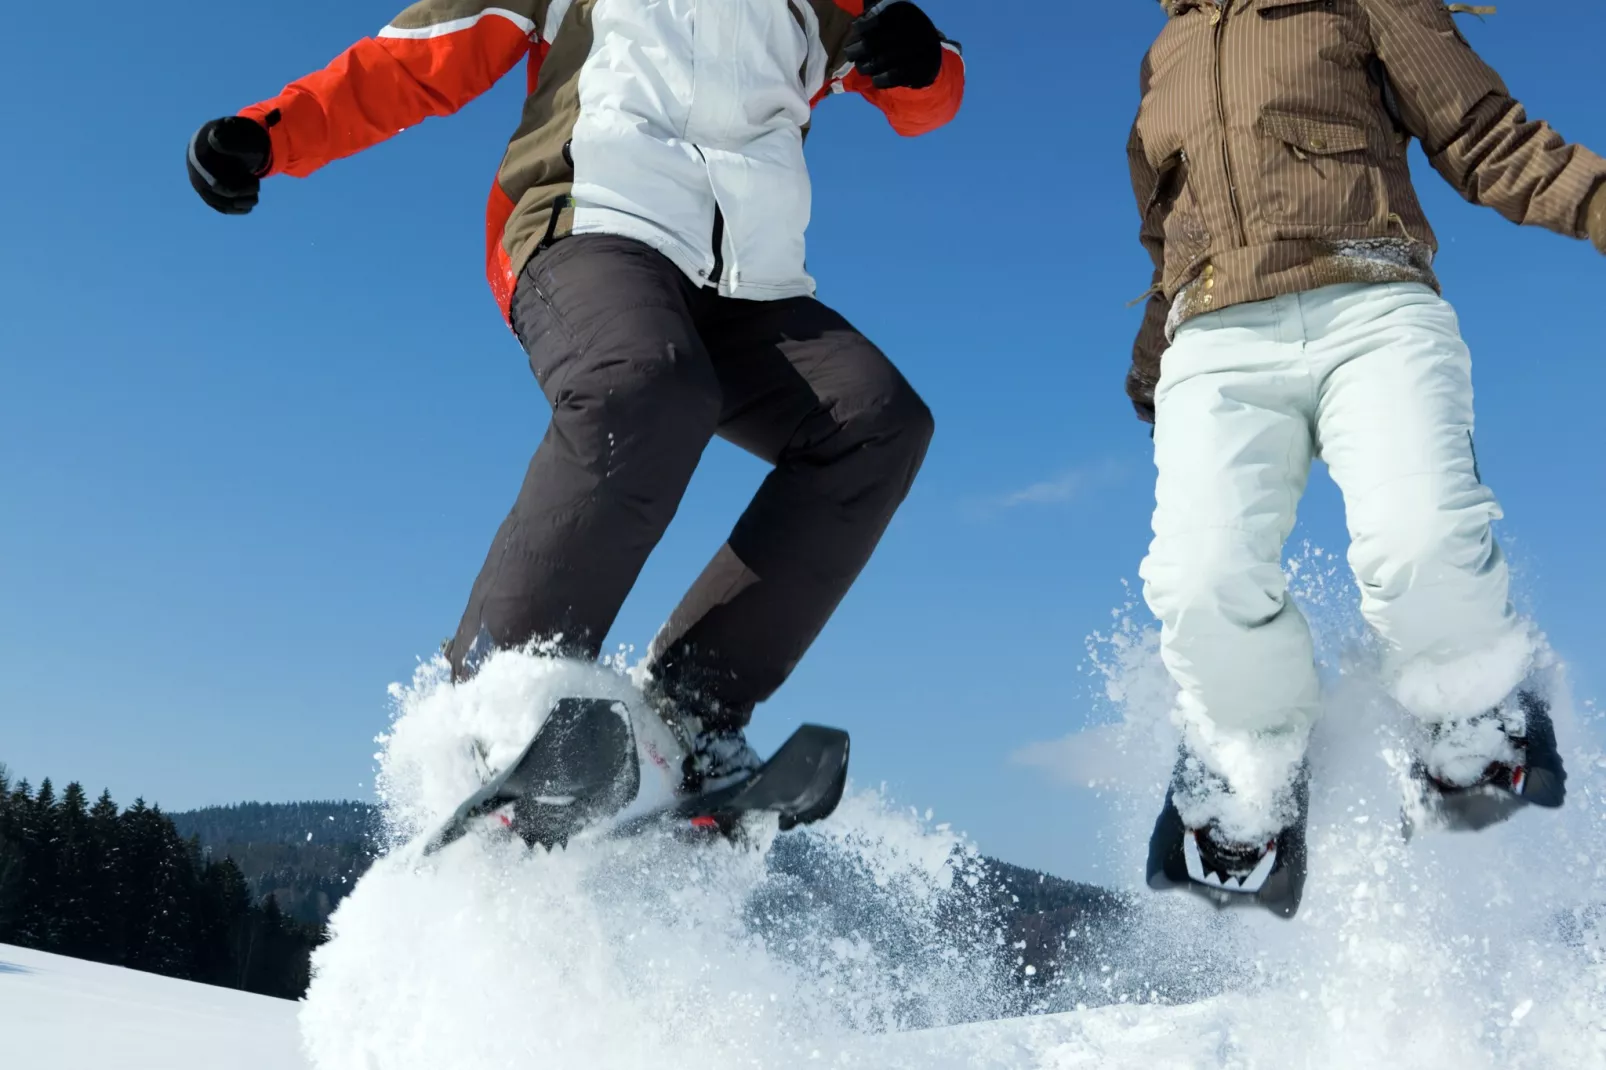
[236, 105, 284, 177]
[1588, 181, 1606, 255]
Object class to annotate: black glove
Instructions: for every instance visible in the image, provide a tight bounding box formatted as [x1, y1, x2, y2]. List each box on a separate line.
[187, 116, 272, 215]
[844, 1, 945, 91]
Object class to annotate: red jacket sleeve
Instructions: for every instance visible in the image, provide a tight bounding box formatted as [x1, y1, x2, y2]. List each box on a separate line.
[239, 9, 536, 178]
[820, 1, 965, 136]
[841, 45, 964, 137]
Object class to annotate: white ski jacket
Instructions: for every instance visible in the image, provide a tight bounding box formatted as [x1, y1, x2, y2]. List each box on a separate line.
[241, 0, 966, 314]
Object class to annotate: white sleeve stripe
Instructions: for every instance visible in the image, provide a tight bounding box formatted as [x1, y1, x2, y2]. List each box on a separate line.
[543, 0, 574, 45]
[378, 8, 537, 41]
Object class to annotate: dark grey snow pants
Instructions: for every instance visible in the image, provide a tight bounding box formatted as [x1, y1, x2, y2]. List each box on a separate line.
[447, 234, 933, 727]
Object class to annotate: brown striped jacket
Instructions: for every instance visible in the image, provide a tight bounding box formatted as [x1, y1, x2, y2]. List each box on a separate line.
[1126, 0, 1606, 420]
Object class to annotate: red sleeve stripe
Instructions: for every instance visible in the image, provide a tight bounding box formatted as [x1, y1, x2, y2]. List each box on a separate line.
[378, 8, 538, 41]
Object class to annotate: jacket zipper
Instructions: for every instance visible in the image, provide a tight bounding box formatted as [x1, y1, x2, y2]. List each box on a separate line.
[691, 144, 726, 289]
[1212, 2, 1247, 247]
[709, 203, 726, 288]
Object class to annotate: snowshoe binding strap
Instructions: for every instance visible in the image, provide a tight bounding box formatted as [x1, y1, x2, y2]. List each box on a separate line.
[615, 724, 850, 841]
[1147, 774, 1309, 920]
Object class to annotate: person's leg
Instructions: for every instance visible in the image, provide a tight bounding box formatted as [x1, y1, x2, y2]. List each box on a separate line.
[447, 235, 723, 678]
[1141, 295, 1319, 839]
[645, 295, 933, 728]
[1311, 283, 1533, 725]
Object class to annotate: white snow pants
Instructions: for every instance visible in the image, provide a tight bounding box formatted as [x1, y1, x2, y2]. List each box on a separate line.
[1142, 282, 1535, 766]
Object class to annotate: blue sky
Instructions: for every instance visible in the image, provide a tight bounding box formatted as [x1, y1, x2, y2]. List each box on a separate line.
[2, 1, 1602, 883]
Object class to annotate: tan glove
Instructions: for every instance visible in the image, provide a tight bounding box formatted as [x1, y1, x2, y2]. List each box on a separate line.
[1589, 183, 1606, 255]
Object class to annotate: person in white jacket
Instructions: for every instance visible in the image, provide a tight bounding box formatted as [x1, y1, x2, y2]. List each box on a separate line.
[185, 0, 964, 801]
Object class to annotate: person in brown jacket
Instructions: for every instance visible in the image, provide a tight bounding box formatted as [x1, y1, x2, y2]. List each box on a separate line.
[1130, 0, 1605, 917]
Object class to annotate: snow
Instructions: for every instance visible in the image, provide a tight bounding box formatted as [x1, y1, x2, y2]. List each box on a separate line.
[0, 943, 303, 1069]
[9, 550, 1606, 1068]
[0, 943, 1448, 1069]
[1389, 625, 1539, 722]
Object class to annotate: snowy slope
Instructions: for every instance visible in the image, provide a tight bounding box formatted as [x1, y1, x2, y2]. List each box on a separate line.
[0, 939, 1265, 1070]
[0, 943, 305, 1069]
[14, 934, 1600, 1070]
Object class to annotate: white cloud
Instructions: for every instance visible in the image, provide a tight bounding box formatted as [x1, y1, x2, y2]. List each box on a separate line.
[989, 457, 1132, 512]
[1011, 722, 1158, 790]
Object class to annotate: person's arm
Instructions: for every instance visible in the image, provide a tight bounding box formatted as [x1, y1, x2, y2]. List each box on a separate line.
[1128, 116, 1168, 425]
[822, 1, 965, 136]
[1363, 0, 1606, 239]
[242, 2, 547, 178]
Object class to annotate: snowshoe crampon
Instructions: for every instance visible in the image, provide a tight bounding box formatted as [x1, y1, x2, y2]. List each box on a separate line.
[1404, 692, 1566, 839]
[1146, 776, 1309, 920]
[421, 697, 850, 856]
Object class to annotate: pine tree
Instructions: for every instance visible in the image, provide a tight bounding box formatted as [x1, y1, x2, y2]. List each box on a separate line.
[118, 801, 198, 979]
[7, 778, 53, 947]
[0, 767, 20, 935]
[54, 783, 99, 958]
[30, 780, 63, 950]
[245, 893, 315, 999]
[86, 789, 125, 965]
[117, 799, 160, 971]
[194, 856, 255, 989]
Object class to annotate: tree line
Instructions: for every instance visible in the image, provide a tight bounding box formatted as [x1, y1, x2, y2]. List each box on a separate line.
[170, 802, 379, 925]
[0, 765, 319, 999]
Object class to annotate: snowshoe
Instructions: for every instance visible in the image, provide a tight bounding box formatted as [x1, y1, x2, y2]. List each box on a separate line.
[1405, 691, 1566, 838]
[1147, 765, 1309, 920]
[421, 697, 849, 856]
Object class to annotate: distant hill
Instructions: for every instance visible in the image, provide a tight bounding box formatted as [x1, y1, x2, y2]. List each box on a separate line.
[172, 801, 379, 847]
[170, 803, 379, 927]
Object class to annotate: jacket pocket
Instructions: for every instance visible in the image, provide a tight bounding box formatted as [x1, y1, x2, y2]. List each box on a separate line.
[1256, 0, 1337, 19]
[1150, 151, 1212, 292]
[511, 255, 581, 399]
[1257, 111, 1378, 230]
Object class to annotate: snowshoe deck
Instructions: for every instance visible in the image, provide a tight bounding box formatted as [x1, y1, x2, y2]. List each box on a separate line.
[422, 700, 849, 856]
[423, 698, 638, 857]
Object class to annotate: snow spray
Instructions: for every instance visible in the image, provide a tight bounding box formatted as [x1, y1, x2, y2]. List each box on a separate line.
[300, 545, 1606, 1068]
[1058, 545, 1606, 1068]
[299, 650, 1017, 1069]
